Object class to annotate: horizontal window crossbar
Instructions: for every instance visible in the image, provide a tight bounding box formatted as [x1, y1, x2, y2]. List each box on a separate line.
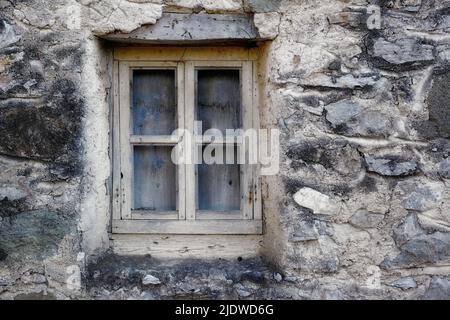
[130, 135, 180, 145]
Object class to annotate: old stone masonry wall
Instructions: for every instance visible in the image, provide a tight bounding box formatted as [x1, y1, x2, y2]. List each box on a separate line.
[0, 0, 450, 299]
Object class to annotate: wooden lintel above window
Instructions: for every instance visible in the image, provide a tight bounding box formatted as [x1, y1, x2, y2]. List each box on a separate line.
[98, 13, 265, 45]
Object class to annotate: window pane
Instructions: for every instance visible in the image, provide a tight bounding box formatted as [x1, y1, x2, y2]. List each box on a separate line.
[197, 145, 240, 211]
[196, 69, 241, 133]
[133, 146, 176, 211]
[132, 69, 176, 135]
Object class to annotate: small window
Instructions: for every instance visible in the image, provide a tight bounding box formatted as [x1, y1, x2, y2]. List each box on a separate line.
[112, 47, 261, 234]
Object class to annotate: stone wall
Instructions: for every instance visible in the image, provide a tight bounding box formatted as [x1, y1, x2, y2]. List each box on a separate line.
[0, 0, 450, 299]
[272, 0, 450, 299]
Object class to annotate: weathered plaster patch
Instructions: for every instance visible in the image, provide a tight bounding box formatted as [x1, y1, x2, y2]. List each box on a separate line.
[0, 210, 76, 261]
[0, 19, 21, 49]
[254, 12, 280, 39]
[78, 35, 110, 256]
[82, 0, 163, 34]
[164, 0, 242, 13]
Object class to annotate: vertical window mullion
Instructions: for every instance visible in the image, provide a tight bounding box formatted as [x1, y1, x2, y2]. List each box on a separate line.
[185, 61, 196, 220]
[112, 60, 121, 221]
[177, 62, 186, 220]
[119, 61, 132, 219]
[241, 61, 254, 219]
[252, 60, 262, 220]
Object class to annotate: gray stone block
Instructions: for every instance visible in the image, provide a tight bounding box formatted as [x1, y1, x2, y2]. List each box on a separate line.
[389, 277, 417, 290]
[324, 100, 363, 128]
[365, 156, 418, 176]
[372, 38, 434, 66]
[438, 158, 450, 179]
[423, 277, 450, 300]
[349, 211, 384, 229]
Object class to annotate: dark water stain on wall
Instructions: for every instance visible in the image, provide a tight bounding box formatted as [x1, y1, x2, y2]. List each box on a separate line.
[0, 78, 84, 164]
[0, 210, 76, 262]
[14, 292, 56, 300]
[413, 70, 450, 140]
[426, 70, 450, 138]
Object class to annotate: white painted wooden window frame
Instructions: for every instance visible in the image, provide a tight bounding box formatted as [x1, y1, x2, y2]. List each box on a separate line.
[112, 47, 262, 235]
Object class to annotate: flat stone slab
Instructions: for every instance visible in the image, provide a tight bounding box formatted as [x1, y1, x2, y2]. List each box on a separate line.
[293, 187, 340, 215]
[100, 13, 262, 44]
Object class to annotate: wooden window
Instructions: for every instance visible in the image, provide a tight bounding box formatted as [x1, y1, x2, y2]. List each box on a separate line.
[112, 47, 262, 234]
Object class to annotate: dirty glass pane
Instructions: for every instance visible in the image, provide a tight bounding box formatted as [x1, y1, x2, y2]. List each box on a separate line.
[133, 146, 176, 211]
[196, 69, 241, 134]
[132, 69, 176, 135]
[197, 145, 240, 211]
